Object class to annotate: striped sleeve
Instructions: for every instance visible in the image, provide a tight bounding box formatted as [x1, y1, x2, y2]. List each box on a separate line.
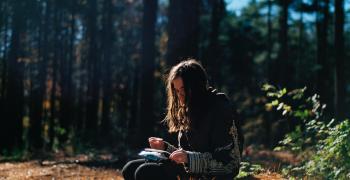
[186, 94, 241, 176]
[185, 122, 241, 175]
[164, 141, 178, 153]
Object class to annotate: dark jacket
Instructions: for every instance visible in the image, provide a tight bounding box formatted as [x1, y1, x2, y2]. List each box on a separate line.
[164, 89, 242, 179]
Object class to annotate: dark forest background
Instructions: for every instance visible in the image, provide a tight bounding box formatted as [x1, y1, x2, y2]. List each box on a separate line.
[0, 0, 349, 156]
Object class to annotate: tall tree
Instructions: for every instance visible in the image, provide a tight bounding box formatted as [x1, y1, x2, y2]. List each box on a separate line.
[49, 0, 63, 148]
[0, 0, 9, 111]
[59, 0, 76, 143]
[2, 0, 26, 149]
[138, 0, 158, 146]
[29, 0, 51, 149]
[265, 0, 273, 148]
[100, 0, 114, 140]
[206, 0, 225, 86]
[86, 0, 100, 138]
[276, 0, 292, 87]
[167, 0, 200, 66]
[334, 0, 346, 120]
[315, 0, 331, 109]
[295, 0, 304, 85]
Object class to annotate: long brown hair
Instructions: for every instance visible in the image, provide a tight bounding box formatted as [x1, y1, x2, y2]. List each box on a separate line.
[164, 59, 210, 133]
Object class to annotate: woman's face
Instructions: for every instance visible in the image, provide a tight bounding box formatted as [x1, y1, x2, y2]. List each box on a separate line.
[172, 77, 185, 105]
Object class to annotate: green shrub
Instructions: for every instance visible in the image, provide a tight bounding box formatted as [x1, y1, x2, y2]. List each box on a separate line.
[235, 161, 263, 179]
[262, 84, 350, 179]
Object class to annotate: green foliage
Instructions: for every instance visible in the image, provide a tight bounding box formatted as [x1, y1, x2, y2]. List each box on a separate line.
[304, 119, 350, 179]
[235, 161, 263, 179]
[262, 84, 326, 154]
[263, 83, 350, 179]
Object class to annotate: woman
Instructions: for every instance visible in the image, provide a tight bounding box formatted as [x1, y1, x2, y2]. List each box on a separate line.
[122, 59, 242, 180]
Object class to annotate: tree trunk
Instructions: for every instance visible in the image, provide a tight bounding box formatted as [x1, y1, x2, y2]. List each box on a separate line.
[1, 0, 9, 107]
[48, 2, 62, 149]
[277, 0, 290, 87]
[86, 0, 99, 139]
[296, 0, 304, 86]
[29, 0, 51, 149]
[138, 0, 158, 147]
[315, 0, 331, 110]
[129, 60, 140, 145]
[167, 0, 200, 66]
[206, 0, 225, 86]
[265, 0, 272, 148]
[59, 0, 75, 144]
[334, 0, 346, 120]
[100, 0, 114, 140]
[2, 0, 25, 150]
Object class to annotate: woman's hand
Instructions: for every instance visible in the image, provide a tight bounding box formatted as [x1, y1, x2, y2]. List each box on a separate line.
[169, 149, 188, 164]
[148, 137, 165, 150]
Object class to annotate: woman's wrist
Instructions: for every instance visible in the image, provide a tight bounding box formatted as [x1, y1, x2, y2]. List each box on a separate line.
[163, 141, 168, 150]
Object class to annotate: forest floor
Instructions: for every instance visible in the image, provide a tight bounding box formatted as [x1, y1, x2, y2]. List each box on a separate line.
[0, 146, 297, 179]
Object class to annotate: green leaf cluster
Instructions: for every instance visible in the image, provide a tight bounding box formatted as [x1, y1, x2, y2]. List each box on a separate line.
[263, 83, 350, 179]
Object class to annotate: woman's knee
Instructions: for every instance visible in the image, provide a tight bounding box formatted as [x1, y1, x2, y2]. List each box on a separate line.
[122, 159, 146, 179]
[134, 163, 165, 180]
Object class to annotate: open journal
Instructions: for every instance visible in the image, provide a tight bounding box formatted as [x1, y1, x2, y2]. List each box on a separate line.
[138, 148, 171, 162]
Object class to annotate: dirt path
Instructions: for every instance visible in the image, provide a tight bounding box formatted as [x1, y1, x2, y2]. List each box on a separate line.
[0, 148, 291, 179]
[0, 160, 123, 179]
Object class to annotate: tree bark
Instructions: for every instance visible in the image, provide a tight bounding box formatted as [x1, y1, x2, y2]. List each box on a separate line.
[315, 0, 331, 110]
[206, 0, 225, 86]
[59, 0, 76, 144]
[334, 0, 345, 120]
[2, 0, 25, 150]
[138, 0, 158, 147]
[167, 0, 200, 66]
[277, 0, 290, 87]
[86, 0, 99, 139]
[100, 0, 114, 140]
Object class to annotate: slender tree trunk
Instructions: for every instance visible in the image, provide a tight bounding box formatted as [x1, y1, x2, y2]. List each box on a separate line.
[100, 0, 113, 140]
[2, 0, 25, 150]
[316, 0, 331, 110]
[48, 2, 61, 149]
[29, 0, 51, 150]
[1, 0, 9, 101]
[137, 0, 158, 147]
[59, 0, 75, 144]
[277, 1, 290, 87]
[86, 0, 99, 139]
[265, 0, 272, 148]
[0, 1, 5, 97]
[129, 61, 140, 144]
[334, 0, 345, 120]
[167, 0, 200, 66]
[206, 0, 225, 86]
[296, 0, 304, 86]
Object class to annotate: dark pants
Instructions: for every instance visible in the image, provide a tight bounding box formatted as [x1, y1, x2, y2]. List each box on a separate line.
[122, 159, 186, 180]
